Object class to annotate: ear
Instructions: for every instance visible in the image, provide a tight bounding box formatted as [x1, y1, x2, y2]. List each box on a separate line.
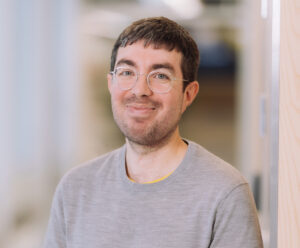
[107, 73, 113, 94]
[181, 81, 199, 113]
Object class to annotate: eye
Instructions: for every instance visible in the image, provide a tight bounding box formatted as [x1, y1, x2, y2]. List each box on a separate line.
[116, 68, 135, 77]
[121, 70, 133, 76]
[153, 72, 170, 80]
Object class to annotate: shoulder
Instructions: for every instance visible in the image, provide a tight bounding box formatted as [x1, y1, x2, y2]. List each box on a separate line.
[56, 146, 124, 194]
[184, 140, 248, 194]
[184, 141, 262, 246]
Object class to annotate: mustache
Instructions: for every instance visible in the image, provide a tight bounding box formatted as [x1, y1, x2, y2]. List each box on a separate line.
[124, 96, 161, 108]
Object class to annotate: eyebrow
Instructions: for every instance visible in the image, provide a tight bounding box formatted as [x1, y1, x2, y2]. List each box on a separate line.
[151, 63, 175, 74]
[115, 60, 176, 74]
[115, 59, 136, 68]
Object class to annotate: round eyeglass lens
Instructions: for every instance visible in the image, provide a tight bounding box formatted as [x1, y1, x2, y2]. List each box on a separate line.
[148, 71, 172, 93]
[115, 67, 136, 90]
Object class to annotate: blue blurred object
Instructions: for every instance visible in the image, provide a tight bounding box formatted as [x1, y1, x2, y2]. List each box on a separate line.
[198, 41, 235, 71]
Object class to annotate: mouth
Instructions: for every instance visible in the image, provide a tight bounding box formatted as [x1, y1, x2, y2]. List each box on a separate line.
[127, 103, 155, 110]
[126, 104, 156, 118]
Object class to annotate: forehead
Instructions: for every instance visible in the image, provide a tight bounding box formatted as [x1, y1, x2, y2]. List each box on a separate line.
[115, 41, 182, 72]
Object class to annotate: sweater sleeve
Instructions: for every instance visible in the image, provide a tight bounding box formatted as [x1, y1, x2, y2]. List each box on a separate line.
[210, 183, 263, 248]
[43, 182, 67, 248]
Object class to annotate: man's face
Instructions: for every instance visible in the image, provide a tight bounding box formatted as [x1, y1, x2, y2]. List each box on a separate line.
[108, 41, 197, 146]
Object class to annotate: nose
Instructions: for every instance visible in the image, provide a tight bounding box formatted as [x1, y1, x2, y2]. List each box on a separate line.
[130, 73, 153, 97]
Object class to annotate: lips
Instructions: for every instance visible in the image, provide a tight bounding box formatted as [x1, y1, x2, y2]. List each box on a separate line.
[123, 96, 161, 119]
[127, 104, 155, 112]
[126, 103, 157, 118]
[127, 103, 155, 110]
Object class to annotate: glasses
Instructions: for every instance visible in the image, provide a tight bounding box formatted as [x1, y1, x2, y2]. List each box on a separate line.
[110, 66, 188, 94]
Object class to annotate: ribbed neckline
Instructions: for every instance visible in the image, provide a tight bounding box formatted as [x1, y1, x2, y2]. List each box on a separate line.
[127, 169, 175, 184]
[118, 139, 195, 192]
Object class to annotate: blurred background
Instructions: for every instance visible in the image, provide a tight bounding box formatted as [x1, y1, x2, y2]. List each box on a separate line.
[0, 0, 276, 247]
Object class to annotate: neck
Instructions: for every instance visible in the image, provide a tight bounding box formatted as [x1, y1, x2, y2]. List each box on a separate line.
[125, 128, 188, 183]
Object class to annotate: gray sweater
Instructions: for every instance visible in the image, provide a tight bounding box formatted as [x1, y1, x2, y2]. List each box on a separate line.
[43, 141, 263, 248]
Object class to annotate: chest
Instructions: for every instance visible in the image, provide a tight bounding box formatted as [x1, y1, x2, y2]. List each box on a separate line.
[65, 186, 216, 248]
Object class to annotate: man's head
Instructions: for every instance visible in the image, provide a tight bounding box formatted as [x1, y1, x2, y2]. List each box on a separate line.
[110, 17, 199, 91]
[108, 17, 199, 147]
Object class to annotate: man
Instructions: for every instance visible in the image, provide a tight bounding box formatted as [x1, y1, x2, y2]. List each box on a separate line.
[44, 17, 263, 247]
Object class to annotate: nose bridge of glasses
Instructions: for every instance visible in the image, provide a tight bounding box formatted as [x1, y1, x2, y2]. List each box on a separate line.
[135, 71, 151, 87]
[132, 71, 152, 94]
[136, 71, 149, 81]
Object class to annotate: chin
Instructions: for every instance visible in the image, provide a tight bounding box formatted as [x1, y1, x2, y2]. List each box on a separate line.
[124, 125, 177, 147]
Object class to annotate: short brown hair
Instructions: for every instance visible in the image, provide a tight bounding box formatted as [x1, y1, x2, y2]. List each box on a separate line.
[110, 17, 199, 90]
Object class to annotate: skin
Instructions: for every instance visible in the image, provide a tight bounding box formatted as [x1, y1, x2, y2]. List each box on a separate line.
[107, 41, 199, 183]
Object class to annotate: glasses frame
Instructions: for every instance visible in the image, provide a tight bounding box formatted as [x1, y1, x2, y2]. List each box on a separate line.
[110, 66, 189, 94]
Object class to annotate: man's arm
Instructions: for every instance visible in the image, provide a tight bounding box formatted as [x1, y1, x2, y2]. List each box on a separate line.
[210, 183, 263, 248]
[43, 183, 66, 248]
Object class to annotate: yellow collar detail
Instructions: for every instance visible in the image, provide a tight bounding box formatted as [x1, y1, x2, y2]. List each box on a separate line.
[128, 170, 174, 184]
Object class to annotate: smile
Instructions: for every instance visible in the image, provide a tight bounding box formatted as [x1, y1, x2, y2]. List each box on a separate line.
[126, 104, 156, 118]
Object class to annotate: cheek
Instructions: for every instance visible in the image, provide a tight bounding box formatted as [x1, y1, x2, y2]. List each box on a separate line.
[110, 94, 123, 115]
[111, 90, 125, 104]
[172, 92, 184, 109]
[162, 95, 184, 116]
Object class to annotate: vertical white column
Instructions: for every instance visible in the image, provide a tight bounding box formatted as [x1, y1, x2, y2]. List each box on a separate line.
[0, 0, 80, 246]
[237, 0, 265, 191]
[0, 0, 16, 237]
[237, 0, 271, 246]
